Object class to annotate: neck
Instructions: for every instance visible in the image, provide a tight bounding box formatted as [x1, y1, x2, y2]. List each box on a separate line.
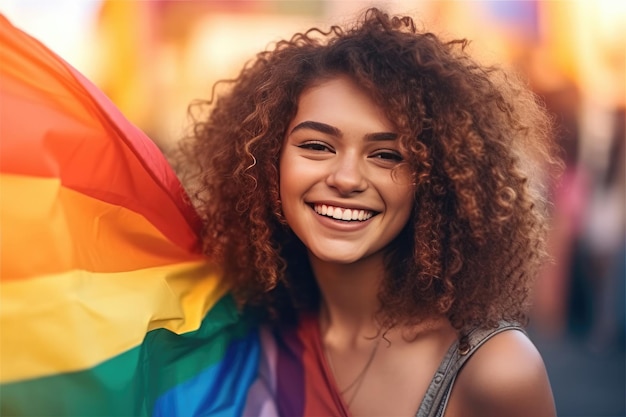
[309, 252, 385, 344]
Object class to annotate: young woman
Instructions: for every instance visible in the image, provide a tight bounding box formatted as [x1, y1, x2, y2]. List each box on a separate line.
[176, 8, 560, 417]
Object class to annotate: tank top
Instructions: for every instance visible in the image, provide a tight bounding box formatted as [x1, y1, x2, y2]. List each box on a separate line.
[249, 318, 524, 417]
[415, 321, 525, 417]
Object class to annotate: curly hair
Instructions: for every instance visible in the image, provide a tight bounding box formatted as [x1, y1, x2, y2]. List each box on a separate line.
[173, 8, 562, 332]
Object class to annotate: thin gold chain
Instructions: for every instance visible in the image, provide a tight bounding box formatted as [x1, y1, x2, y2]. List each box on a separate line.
[324, 337, 381, 407]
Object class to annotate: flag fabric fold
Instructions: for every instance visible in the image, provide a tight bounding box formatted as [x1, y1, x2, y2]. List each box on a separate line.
[0, 15, 261, 416]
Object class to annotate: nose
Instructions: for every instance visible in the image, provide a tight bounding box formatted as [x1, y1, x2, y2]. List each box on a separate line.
[326, 152, 367, 195]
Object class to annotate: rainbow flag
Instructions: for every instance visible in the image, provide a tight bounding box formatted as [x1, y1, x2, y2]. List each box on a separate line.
[0, 15, 261, 416]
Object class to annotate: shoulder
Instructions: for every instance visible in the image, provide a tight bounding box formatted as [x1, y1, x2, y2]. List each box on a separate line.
[445, 328, 556, 417]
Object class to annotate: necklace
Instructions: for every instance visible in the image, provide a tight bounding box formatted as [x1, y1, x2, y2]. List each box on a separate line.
[324, 337, 381, 407]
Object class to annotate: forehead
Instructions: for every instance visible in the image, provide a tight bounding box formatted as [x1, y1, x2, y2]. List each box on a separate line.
[288, 76, 395, 134]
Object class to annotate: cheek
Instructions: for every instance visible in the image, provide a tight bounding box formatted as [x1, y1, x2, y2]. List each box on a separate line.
[278, 149, 319, 201]
[393, 169, 416, 214]
[401, 185, 416, 211]
[278, 156, 292, 198]
[386, 174, 415, 208]
[278, 156, 299, 218]
[389, 185, 416, 231]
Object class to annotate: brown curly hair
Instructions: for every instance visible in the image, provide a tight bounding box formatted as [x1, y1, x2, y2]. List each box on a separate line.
[173, 8, 562, 332]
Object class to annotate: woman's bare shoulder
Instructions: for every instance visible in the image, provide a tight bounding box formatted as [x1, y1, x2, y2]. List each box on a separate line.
[445, 329, 556, 417]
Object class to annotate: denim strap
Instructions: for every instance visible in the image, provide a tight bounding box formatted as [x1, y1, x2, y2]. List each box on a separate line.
[415, 321, 525, 417]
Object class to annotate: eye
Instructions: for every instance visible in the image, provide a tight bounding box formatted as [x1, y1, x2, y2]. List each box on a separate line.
[370, 150, 404, 162]
[298, 141, 334, 153]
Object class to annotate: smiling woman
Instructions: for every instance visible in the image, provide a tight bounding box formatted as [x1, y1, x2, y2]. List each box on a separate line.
[172, 7, 561, 417]
[280, 76, 415, 266]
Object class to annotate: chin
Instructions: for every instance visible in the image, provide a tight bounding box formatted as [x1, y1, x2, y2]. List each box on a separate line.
[309, 248, 367, 265]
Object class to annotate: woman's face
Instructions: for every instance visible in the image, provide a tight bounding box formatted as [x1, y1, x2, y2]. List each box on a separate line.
[279, 76, 415, 265]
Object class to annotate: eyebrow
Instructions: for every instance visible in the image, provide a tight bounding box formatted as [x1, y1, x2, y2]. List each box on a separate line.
[289, 121, 340, 137]
[289, 120, 397, 141]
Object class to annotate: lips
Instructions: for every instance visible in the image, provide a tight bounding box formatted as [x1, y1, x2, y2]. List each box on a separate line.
[312, 203, 376, 221]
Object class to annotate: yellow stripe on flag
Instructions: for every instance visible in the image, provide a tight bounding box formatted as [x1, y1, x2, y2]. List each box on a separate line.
[0, 261, 228, 383]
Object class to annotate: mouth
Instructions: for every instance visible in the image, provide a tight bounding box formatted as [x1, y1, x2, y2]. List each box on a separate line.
[311, 203, 378, 222]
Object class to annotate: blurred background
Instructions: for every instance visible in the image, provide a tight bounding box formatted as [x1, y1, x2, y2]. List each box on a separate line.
[2, 1, 624, 415]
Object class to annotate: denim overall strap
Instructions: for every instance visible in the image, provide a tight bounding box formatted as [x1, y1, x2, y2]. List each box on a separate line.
[415, 321, 525, 417]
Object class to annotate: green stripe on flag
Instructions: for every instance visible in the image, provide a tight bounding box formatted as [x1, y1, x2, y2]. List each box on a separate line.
[1, 296, 254, 417]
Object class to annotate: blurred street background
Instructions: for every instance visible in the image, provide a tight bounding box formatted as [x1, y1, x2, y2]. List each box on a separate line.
[2, 1, 624, 416]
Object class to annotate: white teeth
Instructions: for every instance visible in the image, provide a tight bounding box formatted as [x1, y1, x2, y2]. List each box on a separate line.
[312, 204, 375, 222]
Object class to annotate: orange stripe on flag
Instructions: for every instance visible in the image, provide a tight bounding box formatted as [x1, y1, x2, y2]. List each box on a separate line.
[1, 174, 203, 280]
[0, 15, 202, 253]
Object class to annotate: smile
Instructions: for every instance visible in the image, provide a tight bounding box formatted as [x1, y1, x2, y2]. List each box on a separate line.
[312, 203, 376, 221]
